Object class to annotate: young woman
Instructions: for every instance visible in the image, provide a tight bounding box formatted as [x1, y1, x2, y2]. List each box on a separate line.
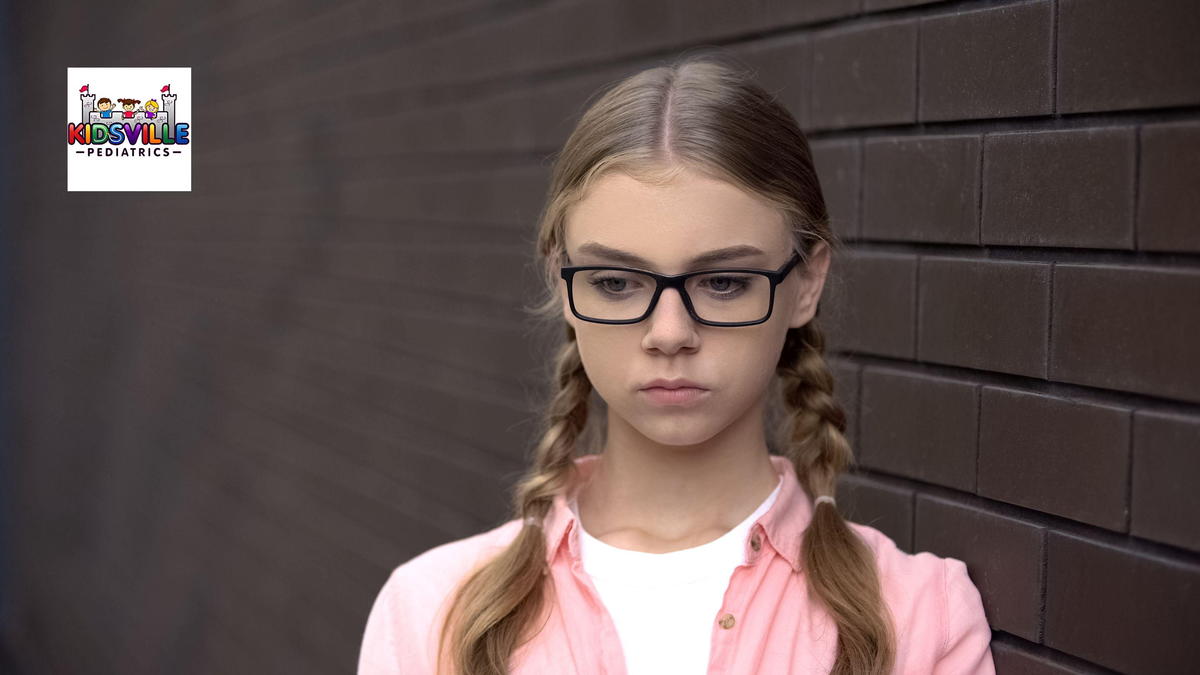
[358, 52, 994, 675]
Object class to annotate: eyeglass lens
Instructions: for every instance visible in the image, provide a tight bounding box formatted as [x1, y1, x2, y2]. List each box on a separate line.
[571, 269, 771, 323]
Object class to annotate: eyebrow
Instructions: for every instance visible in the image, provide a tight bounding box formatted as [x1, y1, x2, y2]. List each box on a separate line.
[574, 242, 768, 269]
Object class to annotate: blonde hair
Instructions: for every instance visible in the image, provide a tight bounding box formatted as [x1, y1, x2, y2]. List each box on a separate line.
[435, 49, 895, 674]
[145, 99, 159, 112]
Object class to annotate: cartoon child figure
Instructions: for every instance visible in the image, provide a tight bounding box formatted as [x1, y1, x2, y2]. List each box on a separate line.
[96, 97, 115, 119]
[118, 98, 140, 119]
[143, 99, 159, 119]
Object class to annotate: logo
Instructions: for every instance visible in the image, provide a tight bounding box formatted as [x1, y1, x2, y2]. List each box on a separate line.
[67, 67, 191, 191]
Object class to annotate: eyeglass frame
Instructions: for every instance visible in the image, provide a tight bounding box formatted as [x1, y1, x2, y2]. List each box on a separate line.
[559, 250, 803, 327]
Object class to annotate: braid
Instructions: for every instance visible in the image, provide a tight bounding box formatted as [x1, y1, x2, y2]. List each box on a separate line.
[436, 330, 593, 675]
[777, 322, 896, 675]
[515, 329, 593, 527]
[776, 323, 848, 500]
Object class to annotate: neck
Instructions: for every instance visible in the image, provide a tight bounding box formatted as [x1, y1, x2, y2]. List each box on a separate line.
[574, 396, 780, 553]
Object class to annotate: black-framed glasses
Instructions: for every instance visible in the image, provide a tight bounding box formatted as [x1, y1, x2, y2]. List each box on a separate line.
[560, 250, 802, 326]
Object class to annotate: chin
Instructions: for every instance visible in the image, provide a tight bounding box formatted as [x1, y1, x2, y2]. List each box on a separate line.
[628, 414, 725, 448]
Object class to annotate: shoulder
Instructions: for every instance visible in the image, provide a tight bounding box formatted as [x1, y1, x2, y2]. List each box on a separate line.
[846, 522, 950, 630]
[378, 518, 526, 617]
[846, 521, 995, 673]
[391, 518, 525, 595]
[357, 519, 524, 675]
[846, 522, 950, 602]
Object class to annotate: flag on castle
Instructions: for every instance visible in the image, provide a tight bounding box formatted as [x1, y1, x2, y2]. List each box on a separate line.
[80, 84, 88, 93]
[161, 84, 170, 94]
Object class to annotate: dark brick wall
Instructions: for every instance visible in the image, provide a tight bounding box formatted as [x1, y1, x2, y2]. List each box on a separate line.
[0, 5, 13, 673]
[2, 1, 1197, 674]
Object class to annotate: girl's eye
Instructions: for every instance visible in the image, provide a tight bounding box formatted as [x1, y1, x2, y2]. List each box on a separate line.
[703, 275, 749, 295]
[588, 275, 642, 294]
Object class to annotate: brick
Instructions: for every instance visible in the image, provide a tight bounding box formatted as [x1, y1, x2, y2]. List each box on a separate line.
[864, 0, 939, 10]
[918, 258, 1050, 378]
[978, 387, 1131, 531]
[734, 34, 811, 130]
[810, 20, 918, 129]
[838, 474, 914, 552]
[1045, 532, 1200, 673]
[859, 367, 978, 491]
[1132, 411, 1200, 552]
[283, 0, 864, 109]
[201, 310, 534, 465]
[1051, 265, 1200, 404]
[823, 252, 917, 358]
[914, 496, 1043, 641]
[918, 2, 1053, 121]
[1138, 120, 1200, 252]
[827, 357, 862, 449]
[810, 139, 861, 242]
[308, 165, 550, 225]
[1058, 0, 1200, 113]
[257, 371, 517, 526]
[991, 641, 1101, 674]
[669, 0, 860, 47]
[862, 135, 981, 243]
[332, 69, 617, 157]
[982, 128, 1137, 249]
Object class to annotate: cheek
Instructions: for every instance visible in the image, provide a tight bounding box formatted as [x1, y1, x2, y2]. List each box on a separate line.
[721, 337, 785, 393]
[574, 331, 626, 398]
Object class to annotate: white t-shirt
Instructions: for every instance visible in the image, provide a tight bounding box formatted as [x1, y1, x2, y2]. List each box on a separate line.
[569, 476, 783, 675]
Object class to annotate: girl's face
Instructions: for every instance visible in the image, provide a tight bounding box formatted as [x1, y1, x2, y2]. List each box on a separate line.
[561, 168, 830, 448]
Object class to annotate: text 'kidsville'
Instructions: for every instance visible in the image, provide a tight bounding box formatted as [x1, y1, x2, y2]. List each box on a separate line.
[67, 121, 190, 157]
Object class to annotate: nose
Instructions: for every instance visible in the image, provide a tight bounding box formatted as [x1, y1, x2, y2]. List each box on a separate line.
[641, 287, 700, 353]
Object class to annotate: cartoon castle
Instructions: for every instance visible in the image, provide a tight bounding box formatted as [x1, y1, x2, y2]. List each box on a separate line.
[80, 88, 176, 129]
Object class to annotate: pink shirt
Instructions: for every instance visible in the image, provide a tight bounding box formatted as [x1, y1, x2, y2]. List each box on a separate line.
[358, 454, 996, 674]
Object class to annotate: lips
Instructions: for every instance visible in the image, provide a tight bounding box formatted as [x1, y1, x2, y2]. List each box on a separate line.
[639, 378, 707, 391]
[637, 378, 710, 407]
[639, 385, 709, 406]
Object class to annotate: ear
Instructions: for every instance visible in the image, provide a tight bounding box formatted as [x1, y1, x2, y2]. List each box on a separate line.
[786, 241, 832, 329]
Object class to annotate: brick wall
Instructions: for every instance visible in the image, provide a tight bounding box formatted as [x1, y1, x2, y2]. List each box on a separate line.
[3, 1, 1197, 674]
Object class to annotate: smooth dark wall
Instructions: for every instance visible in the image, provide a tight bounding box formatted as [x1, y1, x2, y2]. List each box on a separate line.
[3, 1, 1199, 674]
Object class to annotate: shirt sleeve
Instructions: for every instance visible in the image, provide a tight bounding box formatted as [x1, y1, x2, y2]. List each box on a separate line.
[357, 566, 436, 675]
[933, 558, 996, 675]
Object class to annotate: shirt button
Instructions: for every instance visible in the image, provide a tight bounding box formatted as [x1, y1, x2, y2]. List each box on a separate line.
[750, 534, 761, 552]
[719, 613, 736, 629]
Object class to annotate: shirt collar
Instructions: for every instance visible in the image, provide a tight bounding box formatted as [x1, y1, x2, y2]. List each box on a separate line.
[542, 453, 813, 573]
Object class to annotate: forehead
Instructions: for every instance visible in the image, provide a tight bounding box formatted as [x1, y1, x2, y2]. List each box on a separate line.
[564, 170, 789, 271]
